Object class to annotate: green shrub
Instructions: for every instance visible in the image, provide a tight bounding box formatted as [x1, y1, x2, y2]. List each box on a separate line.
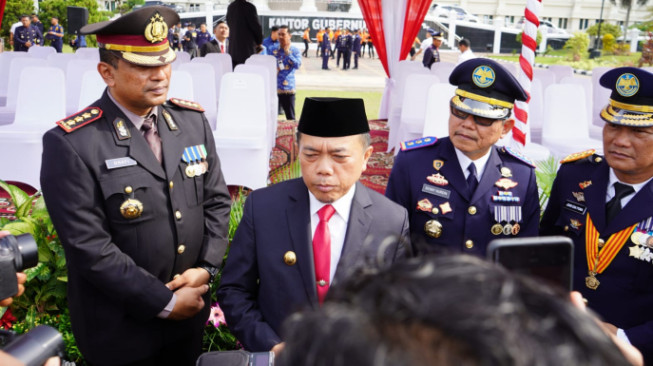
[602, 33, 616, 54]
[564, 32, 590, 61]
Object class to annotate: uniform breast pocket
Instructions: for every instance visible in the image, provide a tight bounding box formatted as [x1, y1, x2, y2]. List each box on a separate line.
[179, 164, 204, 207]
[99, 171, 156, 224]
[555, 210, 586, 236]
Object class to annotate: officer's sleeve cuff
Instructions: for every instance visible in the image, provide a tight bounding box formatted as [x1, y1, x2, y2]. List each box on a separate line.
[617, 328, 632, 345]
[157, 293, 176, 319]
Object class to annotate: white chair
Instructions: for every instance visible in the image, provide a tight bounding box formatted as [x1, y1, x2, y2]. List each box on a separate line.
[0, 52, 30, 107]
[592, 67, 611, 130]
[75, 47, 100, 61]
[206, 52, 233, 74]
[172, 51, 191, 69]
[66, 59, 99, 115]
[547, 65, 574, 83]
[245, 54, 277, 124]
[528, 79, 544, 144]
[533, 68, 555, 96]
[431, 62, 456, 81]
[168, 70, 194, 101]
[28, 46, 56, 58]
[560, 75, 598, 138]
[541, 84, 603, 159]
[396, 74, 440, 148]
[0, 58, 48, 124]
[47, 53, 76, 75]
[190, 56, 230, 107]
[422, 83, 457, 139]
[387, 62, 431, 152]
[235, 64, 275, 152]
[0, 66, 66, 189]
[213, 72, 269, 190]
[77, 69, 106, 110]
[178, 63, 218, 129]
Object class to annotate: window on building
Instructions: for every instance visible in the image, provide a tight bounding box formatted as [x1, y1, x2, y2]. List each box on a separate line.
[579, 18, 589, 30]
[558, 18, 568, 29]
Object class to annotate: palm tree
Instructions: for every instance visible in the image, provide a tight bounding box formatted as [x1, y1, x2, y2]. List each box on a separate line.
[610, 0, 650, 38]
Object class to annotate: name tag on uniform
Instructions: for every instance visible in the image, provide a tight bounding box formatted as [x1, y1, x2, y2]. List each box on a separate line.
[105, 157, 137, 170]
[422, 184, 451, 199]
[564, 200, 587, 215]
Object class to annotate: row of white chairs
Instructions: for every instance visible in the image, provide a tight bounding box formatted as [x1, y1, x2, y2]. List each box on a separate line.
[0, 53, 278, 191]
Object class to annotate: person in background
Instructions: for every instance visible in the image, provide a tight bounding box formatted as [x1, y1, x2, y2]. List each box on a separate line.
[423, 30, 443, 69]
[457, 38, 476, 64]
[13, 14, 43, 52]
[409, 36, 420, 58]
[31, 13, 44, 35]
[200, 21, 229, 57]
[263, 25, 280, 52]
[46, 16, 64, 53]
[226, 0, 263, 68]
[316, 27, 325, 57]
[302, 27, 311, 57]
[270, 25, 302, 121]
[9, 18, 22, 48]
[183, 23, 199, 58]
[352, 29, 362, 69]
[320, 26, 331, 70]
[195, 23, 211, 51]
[540, 67, 653, 365]
[411, 28, 435, 61]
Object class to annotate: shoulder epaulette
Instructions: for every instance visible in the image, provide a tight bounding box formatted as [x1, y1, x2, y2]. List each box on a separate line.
[56, 107, 103, 133]
[560, 149, 597, 164]
[168, 98, 205, 112]
[500, 146, 536, 167]
[400, 137, 438, 151]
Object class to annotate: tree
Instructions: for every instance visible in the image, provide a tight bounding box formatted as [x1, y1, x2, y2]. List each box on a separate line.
[516, 30, 543, 46]
[116, 0, 145, 15]
[564, 32, 590, 61]
[37, 0, 112, 47]
[586, 22, 623, 39]
[610, 0, 650, 39]
[1, 0, 36, 50]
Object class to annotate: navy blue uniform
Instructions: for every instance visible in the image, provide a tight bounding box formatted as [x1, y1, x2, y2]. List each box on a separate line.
[352, 33, 362, 69]
[183, 29, 198, 57]
[46, 24, 64, 53]
[342, 34, 353, 70]
[386, 137, 540, 256]
[320, 33, 331, 69]
[196, 30, 211, 50]
[13, 25, 43, 52]
[540, 154, 653, 364]
[423, 44, 440, 69]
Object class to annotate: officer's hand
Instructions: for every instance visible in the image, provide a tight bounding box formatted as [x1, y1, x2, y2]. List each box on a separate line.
[165, 268, 210, 291]
[168, 285, 208, 320]
[25, 41, 32, 47]
[271, 342, 285, 357]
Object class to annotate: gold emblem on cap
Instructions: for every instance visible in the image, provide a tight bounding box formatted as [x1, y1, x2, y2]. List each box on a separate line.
[424, 220, 443, 238]
[120, 198, 143, 219]
[472, 65, 495, 88]
[616, 73, 639, 97]
[144, 13, 168, 43]
[284, 251, 297, 266]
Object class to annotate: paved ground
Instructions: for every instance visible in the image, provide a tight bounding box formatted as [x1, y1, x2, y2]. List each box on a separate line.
[293, 44, 463, 91]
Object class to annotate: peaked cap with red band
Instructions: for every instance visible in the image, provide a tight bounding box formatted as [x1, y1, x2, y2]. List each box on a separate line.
[80, 5, 179, 66]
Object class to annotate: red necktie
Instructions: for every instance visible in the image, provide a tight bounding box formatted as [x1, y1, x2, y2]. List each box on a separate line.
[141, 115, 162, 163]
[220, 43, 224, 53]
[313, 204, 335, 304]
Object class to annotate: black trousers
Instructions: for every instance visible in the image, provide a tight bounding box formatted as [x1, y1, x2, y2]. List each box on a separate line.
[278, 93, 296, 121]
[303, 39, 309, 57]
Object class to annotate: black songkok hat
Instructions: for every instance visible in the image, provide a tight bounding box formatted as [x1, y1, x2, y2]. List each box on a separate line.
[599, 67, 653, 127]
[298, 98, 370, 137]
[448, 58, 528, 120]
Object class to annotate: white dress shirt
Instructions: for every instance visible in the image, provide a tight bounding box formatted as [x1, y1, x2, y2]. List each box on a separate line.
[455, 147, 492, 182]
[308, 184, 356, 282]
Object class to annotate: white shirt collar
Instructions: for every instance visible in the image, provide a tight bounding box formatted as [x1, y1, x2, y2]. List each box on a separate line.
[308, 183, 356, 223]
[454, 147, 492, 180]
[607, 168, 653, 202]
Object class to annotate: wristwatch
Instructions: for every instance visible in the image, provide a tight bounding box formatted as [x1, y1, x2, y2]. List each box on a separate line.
[199, 265, 219, 284]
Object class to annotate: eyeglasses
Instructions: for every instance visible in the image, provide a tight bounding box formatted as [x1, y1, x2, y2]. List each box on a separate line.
[450, 105, 503, 127]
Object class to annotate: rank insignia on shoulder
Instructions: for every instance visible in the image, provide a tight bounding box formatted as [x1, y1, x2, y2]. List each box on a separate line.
[560, 149, 596, 164]
[56, 107, 103, 133]
[501, 146, 535, 167]
[168, 98, 205, 112]
[400, 137, 437, 151]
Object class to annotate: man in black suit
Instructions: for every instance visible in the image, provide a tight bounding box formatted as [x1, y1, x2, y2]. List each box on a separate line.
[218, 98, 410, 355]
[226, 0, 263, 68]
[200, 20, 229, 57]
[39, 6, 231, 366]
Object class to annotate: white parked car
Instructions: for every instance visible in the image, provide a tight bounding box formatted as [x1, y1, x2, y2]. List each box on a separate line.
[516, 19, 569, 36]
[430, 4, 480, 23]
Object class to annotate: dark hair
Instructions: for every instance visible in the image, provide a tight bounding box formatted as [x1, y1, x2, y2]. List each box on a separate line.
[279, 255, 631, 366]
[20, 14, 29, 20]
[459, 39, 470, 48]
[216, 20, 226, 27]
[271, 26, 279, 32]
[279, 25, 289, 31]
[99, 48, 121, 69]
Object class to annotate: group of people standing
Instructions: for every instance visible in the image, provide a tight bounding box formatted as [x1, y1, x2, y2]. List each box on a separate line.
[316, 27, 373, 71]
[9, 13, 64, 53]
